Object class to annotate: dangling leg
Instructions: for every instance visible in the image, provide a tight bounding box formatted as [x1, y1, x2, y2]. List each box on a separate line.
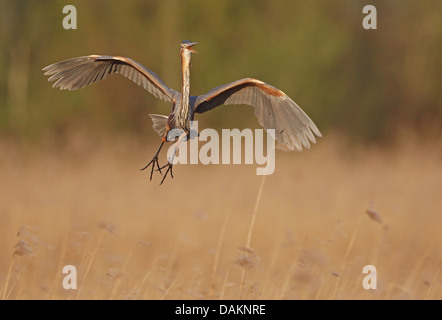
[140, 141, 165, 181]
[158, 130, 188, 185]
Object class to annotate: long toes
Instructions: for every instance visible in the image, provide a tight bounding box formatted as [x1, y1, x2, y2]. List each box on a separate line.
[140, 157, 155, 171]
[159, 165, 173, 185]
[155, 160, 162, 174]
[160, 171, 168, 185]
[140, 162, 151, 171]
[149, 164, 155, 181]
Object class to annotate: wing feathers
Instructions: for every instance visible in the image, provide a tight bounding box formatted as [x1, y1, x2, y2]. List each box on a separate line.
[43, 55, 178, 102]
[194, 78, 321, 151]
[149, 114, 169, 138]
[44, 56, 321, 151]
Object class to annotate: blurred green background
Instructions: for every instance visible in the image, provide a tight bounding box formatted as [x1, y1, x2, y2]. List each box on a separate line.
[1, 0, 441, 145]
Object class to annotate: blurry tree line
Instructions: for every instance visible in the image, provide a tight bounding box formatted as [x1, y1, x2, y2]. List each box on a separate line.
[0, 0, 441, 144]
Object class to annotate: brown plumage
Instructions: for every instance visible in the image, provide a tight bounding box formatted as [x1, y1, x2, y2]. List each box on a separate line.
[43, 40, 321, 183]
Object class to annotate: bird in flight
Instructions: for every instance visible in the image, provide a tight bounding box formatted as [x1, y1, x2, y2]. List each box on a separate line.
[43, 40, 321, 184]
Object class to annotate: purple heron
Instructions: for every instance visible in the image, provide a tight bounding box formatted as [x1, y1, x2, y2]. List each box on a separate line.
[43, 40, 321, 184]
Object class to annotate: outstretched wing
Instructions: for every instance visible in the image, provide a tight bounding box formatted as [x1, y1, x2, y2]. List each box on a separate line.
[43, 55, 178, 102]
[194, 78, 321, 151]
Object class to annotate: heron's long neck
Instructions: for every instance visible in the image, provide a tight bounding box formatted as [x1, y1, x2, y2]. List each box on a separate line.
[176, 51, 191, 131]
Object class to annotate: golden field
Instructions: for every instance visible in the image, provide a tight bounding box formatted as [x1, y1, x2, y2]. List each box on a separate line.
[0, 132, 441, 300]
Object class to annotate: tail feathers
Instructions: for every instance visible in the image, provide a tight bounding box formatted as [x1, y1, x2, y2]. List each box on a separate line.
[149, 114, 168, 138]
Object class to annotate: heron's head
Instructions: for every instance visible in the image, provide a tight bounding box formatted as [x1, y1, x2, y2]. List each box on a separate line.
[180, 40, 198, 54]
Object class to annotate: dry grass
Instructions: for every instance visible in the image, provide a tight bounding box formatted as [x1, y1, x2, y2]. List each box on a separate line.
[0, 132, 441, 300]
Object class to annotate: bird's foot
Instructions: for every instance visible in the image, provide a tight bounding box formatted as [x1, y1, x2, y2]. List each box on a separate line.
[157, 162, 173, 185]
[140, 155, 162, 181]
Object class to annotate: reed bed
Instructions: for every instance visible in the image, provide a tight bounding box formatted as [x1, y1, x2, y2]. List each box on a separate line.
[0, 132, 441, 299]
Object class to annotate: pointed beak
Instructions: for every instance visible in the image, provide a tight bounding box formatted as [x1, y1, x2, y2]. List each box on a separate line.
[189, 42, 198, 53]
